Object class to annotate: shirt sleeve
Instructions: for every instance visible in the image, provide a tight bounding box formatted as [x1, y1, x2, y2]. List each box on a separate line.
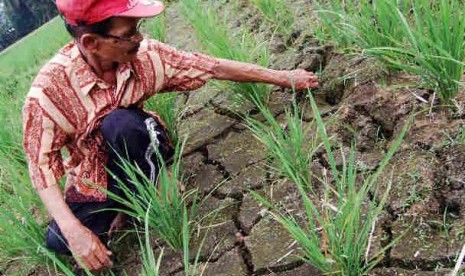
[23, 96, 67, 190]
[150, 40, 219, 92]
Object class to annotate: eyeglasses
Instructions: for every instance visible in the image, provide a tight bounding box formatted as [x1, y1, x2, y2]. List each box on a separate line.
[99, 20, 144, 42]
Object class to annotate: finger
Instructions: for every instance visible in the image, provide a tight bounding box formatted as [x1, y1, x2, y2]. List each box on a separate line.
[309, 75, 319, 81]
[95, 242, 113, 267]
[82, 255, 101, 271]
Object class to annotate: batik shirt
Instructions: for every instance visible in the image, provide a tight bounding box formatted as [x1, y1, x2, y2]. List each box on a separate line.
[23, 38, 218, 202]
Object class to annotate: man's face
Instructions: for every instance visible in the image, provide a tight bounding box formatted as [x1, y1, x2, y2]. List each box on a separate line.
[96, 17, 144, 64]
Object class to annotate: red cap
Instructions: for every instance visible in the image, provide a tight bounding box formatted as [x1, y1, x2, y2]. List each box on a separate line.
[57, 0, 164, 26]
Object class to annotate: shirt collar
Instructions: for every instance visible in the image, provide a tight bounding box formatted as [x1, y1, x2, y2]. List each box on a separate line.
[69, 42, 137, 96]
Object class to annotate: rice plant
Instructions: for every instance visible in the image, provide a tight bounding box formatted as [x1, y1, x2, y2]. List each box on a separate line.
[313, 0, 465, 103]
[180, 0, 271, 107]
[137, 203, 208, 276]
[144, 14, 167, 42]
[144, 92, 180, 145]
[138, 207, 163, 276]
[367, 0, 465, 103]
[104, 141, 200, 251]
[245, 99, 317, 191]
[250, 0, 294, 36]
[247, 91, 410, 275]
[313, 0, 411, 50]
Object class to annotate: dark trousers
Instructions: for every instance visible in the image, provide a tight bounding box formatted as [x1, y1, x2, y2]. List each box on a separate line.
[45, 108, 173, 255]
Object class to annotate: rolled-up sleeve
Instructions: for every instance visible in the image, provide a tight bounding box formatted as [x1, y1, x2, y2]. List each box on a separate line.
[23, 96, 66, 190]
[151, 40, 219, 92]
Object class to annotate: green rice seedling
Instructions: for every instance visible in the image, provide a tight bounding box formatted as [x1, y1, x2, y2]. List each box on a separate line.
[180, 0, 271, 107]
[313, 0, 410, 51]
[104, 141, 200, 251]
[248, 90, 410, 275]
[144, 14, 167, 42]
[367, 0, 465, 103]
[136, 202, 209, 276]
[245, 99, 317, 190]
[144, 92, 180, 145]
[138, 206, 163, 276]
[314, 0, 465, 103]
[250, 0, 294, 36]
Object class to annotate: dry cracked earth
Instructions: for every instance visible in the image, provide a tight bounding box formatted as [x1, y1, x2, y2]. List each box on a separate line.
[24, 0, 465, 275]
[107, 0, 465, 275]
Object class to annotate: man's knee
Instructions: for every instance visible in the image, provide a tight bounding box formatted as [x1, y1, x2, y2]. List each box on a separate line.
[101, 108, 147, 144]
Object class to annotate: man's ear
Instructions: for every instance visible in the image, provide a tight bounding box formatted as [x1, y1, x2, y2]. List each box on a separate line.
[79, 33, 100, 53]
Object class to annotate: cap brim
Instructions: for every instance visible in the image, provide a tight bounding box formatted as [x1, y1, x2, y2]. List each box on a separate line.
[116, 0, 164, 18]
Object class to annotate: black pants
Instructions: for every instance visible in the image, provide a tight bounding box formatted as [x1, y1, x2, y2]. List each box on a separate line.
[45, 108, 173, 255]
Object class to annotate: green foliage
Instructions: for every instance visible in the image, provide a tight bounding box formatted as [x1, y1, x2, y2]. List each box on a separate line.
[144, 92, 180, 145]
[366, 0, 465, 103]
[313, 0, 410, 50]
[250, 0, 294, 35]
[0, 17, 71, 78]
[138, 208, 163, 276]
[180, 0, 271, 107]
[144, 14, 167, 43]
[246, 99, 316, 190]
[105, 141, 200, 251]
[247, 91, 410, 275]
[314, 0, 465, 103]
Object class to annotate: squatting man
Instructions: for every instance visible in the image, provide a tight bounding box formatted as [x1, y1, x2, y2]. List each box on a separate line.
[22, 0, 319, 271]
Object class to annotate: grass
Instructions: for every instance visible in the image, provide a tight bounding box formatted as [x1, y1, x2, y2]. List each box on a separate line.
[144, 92, 180, 145]
[104, 141, 200, 251]
[0, 17, 71, 78]
[246, 97, 317, 191]
[180, 0, 271, 107]
[138, 207, 164, 276]
[314, 0, 465, 103]
[313, 0, 409, 50]
[106, 139, 211, 275]
[137, 201, 208, 276]
[250, 0, 294, 36]
[143, 14, 167, 43]
[247, 90, 411, 275]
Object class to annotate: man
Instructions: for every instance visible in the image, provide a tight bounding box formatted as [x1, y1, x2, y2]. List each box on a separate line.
[22, 0, 318, 271]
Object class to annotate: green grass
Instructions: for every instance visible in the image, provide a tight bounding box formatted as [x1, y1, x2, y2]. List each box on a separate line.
[105, 140, 212, 275]
[247, 90, 410, 275]
[313, 0, 465, 103]
[250, 0, 294, 36]
[138, 208, 163, 276]
[144, 92, 180, 145]
[0, 17, 71, 78]
[313, 0, 410, 50]
[143, 14, 167, 43]
[180, 0, 271, 107]
[104, 141, 200, 251]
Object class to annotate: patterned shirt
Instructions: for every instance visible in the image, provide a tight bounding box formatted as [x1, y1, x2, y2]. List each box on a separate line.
[23, 38, 218, 203]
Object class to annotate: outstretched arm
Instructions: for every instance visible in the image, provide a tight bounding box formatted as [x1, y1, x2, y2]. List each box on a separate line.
[212, 58, 319, 90]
